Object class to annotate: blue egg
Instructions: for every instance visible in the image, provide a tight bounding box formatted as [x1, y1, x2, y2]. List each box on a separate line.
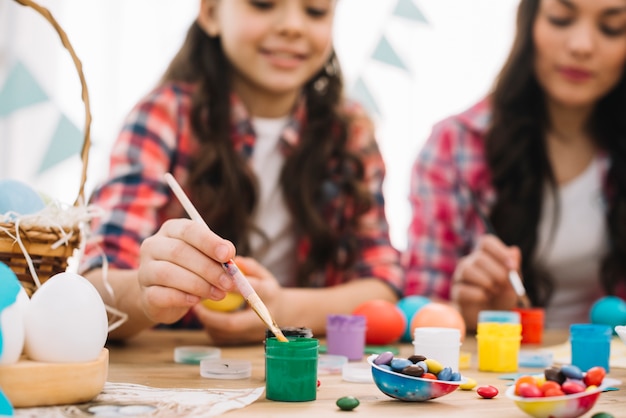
[0, 179, 45, 218]
[1, 262, 26, 364]
[590, 296, 626, 333]
[397, 296, 431, 342]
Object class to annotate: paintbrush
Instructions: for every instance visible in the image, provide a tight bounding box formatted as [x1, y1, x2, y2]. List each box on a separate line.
[463, 183, 532, 309]
[164, 173, 289, 342]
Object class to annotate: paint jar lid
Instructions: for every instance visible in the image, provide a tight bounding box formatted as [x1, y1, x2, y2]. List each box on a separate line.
[518, 350, 553, 368]
[174, 346, 221, 364]
[478, 310, 520, 324]
[318, 354, 348, 374]
[342, 362, 373, 383]
[200, 359, 252, 380]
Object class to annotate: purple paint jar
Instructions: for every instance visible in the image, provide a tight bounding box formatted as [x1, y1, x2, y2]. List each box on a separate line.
[326, 314, 367, 361]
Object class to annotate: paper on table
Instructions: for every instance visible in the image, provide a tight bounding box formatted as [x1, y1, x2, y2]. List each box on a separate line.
[548, 336, 626, 369]
[15, 383, 265, 417]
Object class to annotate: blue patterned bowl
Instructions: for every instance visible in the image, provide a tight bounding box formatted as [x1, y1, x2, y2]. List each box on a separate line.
[367, 354, 464, 402]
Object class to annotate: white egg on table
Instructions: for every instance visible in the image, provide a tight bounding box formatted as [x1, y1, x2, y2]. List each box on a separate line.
[24, 272, 108, 363]
[0, 262, 29, 365]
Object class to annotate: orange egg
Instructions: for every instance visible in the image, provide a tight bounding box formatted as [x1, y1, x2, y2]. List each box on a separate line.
[410, 302, 466, 341]
[353, 300, 406, 345]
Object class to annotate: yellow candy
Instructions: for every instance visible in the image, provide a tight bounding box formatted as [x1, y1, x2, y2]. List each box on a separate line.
[460, 377, 478, 390]
[201, 292, 245, 312]
[424, 358, 444, 374]
[586, 385, 598, 392]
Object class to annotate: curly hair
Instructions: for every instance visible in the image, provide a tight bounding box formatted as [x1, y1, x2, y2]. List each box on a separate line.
[159, 22, 373, 286]
[485, 0, 626, 306]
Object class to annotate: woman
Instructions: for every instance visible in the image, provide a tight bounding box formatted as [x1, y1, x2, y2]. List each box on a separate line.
[82, 0, 403, 344]
[404, 0, 626, 331]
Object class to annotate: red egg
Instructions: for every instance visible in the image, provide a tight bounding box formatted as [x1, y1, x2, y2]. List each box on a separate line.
[353, 300, 405, 345]
[410, 302, 467, 342]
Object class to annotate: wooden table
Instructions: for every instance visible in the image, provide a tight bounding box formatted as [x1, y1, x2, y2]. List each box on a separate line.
[106, 330, 625, 417]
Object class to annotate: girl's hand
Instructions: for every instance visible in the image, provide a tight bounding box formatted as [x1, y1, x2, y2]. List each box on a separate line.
[137, 218, 236, 324]
[451, 234, 522, 330]
[192, 256, 285, 345]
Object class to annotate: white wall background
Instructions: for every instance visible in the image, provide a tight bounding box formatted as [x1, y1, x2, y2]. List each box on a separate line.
[0, 0, 519, 250]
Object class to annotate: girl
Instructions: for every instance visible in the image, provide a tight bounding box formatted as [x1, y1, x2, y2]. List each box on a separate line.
[82, 0, 403, 344]
[404, 0, 626, 331]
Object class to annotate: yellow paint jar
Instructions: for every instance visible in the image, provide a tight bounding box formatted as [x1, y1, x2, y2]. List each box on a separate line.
[476, 320, 522, 372]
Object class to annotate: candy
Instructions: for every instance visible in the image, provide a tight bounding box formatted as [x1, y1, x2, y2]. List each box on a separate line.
[402, 364, 425, 377]
[408, 354, 427, 363]
[477, 385, 499, 399]
[390, 358, 412, 372]
[424, 358, 444, 374]
[437, 366, 453, 382]
[415, 360, 428, 373]
[459, 377, 478, 390]
[517, 382, 543, 398]
[584, 366, 606, 387]
[336, 396, 360, 411]
[514, 365, 607, 399]
[373, 351, 394, 366]
[561, 381, 586, 395]
[544, 366, 566, 385]
[371, 352, 461, 382]
[560, 364, 584, 380]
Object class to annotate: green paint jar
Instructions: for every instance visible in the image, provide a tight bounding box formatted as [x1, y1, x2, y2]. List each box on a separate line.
[265, 337, 319, 402]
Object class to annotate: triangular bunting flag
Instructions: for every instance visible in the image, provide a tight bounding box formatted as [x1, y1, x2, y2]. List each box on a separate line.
[393, 0, 428, 23]
[37, 113, 83, 174]
[372, 36, 408, 71]
[350, 77, 381, 117]
[0, 61, 49, 117]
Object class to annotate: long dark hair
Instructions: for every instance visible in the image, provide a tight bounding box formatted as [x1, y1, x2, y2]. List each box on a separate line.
[160, 22, 372, 286]
[486, 0, 626, 306]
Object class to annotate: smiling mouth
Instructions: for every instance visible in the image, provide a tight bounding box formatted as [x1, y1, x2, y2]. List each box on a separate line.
[261, 49, 306, 69]
[559, 67, 592, 82]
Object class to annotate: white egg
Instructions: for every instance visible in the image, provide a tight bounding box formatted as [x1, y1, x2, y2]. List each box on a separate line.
[0, 263, 29, 365]
[24, 272, 108, 363]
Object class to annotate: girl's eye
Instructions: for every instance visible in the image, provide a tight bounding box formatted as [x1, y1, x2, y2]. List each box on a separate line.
[306, 7, 329, 18]
[601, 25, 626, 36]
[250, 0, 274, 10]
[547, 15, 572, 27]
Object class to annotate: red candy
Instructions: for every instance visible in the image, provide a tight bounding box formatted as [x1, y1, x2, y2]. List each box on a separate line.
[477, 385, 499, 399]
[517, 382, 543, 398]
[584, 366, 606, 387]
[561, 381, 586, 395]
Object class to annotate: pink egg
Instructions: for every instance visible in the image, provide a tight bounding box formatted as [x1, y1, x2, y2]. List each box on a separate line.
[410, 302, 466, 342]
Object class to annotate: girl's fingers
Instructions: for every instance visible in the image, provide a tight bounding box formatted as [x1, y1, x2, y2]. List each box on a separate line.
[160, 218, 236, 262]
[476, 234, 520, 270]
[142, 239, 227, 289]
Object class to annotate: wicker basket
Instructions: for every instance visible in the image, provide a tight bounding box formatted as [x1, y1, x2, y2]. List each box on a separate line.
[0, 0, 92, 295]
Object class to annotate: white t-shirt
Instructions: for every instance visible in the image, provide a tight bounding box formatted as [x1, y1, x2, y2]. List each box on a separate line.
[534, 157, 608, 328]
[248, 117, 297, 286]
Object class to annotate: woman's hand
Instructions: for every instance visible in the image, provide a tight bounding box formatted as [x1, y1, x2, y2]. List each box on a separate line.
[451, 234, 522, 330]
[192, 256, 285, 346]
[137, 218, 236, 324]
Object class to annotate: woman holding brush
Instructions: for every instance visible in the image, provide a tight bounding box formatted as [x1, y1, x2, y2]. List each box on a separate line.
[404, 0, 626, 331]
[81, 0, 403, 344]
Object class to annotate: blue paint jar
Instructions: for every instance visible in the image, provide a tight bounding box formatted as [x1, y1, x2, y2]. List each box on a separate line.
[570, 323, 612, 372]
